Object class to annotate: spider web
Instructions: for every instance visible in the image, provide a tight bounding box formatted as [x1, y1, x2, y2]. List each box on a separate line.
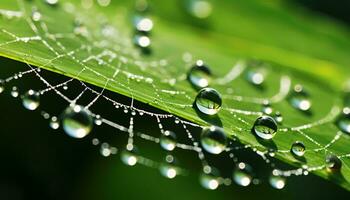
[0, 0, 350, 190]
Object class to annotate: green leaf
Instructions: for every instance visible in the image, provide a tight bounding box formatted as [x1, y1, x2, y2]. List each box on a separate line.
[1, 0, 350, 190]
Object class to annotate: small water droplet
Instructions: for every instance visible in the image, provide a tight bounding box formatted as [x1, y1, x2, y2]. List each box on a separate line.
[160, 130, 177, 151]
[134, 34, 151, 48]
[199, 168, 220, 190]
[11, 86, 19, 98]
[246, 70, 265, 86]
[159, 155, 178, 179]
[291, 141, 305, 157]
[269, 175, 286, 189]
[135, 0, 149, 12]
[121, 148, 138, 166]
[262, 101, 273, 115]
[100, 142, 112, 157]
[274, 111, 283, 124]
[31, 9, 42, 22]
[336, 107, 350, 134]
[201, 126, 227, 154]
[289, 84, 312, 112]
[92, 138, 100, 145]
[61, 105, 93, 138]
[63, 84, 68, 90]
[195, 88, 222, 115]
[49, 116, 60, 129]
[22, 89, 40, 110]
[94, 115, 102, 125]
[325, 154, 342, 172]
[134, 16, 153, 33]
[252, 115, 278, 140]
[233, 162, 253, 187]
[187, 60, 212, 88]
[187, 0, 213, 19]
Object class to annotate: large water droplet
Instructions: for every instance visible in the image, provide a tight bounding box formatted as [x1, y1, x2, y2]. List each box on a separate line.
[121, 148, 138, 166]
[289, 84, 312, 112]
[252, 115, 278, 140]
[291, 141, 305, 157]
[61, 105, 93, 138]
[22, 89, 40, 111]
[325, 154, 342, 172]
[195, 88, 222, 115]
[336, 107, 350, 134]
[233, 162, 253, 187]
[187, 60, 212, 88]
[160, 130, 177, 151]
[159, 155, 178, 179]
[199, 167, 220, 190]
[201, 126, 227, 154]
[187, 0, 213, 19]
[269, 175, 286, 189]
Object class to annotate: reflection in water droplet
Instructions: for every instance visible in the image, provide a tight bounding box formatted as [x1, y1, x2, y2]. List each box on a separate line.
[269, 175, 286, 189]
[336, 107, 350, 134]
[291, 141, 305, 157]
[188, 60, 212, 88]
[22, 90, 40, 111]
[11, 86, 19, 98]
[289, 84, 312, 112]
[187, 0, 213, 19]
[195, 88, 222, 115]
[233, 162, 253, 187]
[49, 116, 60, 129]
[325, 154, 342, 172]
[160, 130, 177, 151]
[61, 105, 93, 138]
[121, 148, 138, 166]
[252, 115, 278, 140]
[201, 126, 227, 154]
[200, 167, 220, 190]
[160, 155, 178, 179]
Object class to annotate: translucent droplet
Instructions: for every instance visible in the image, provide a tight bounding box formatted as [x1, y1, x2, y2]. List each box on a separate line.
[246, 70, 265, 86]
[233, 162, 253, 187]
[187, 60, 212, 88]
[252, 115, 278, 140]
[201, 126, 227, 154]
[49, 116, 59, 129]
[187, 0, 213, 19]
[121, 148, 138, 166]
[134, 35, 151, 48]
[100, 143, 111, 157]
[336, 107, 350, 134]
[0, 79, 4, 94]
[134, 16, 153, 33]
[195, 88, 222, 115]
[262, 101, 273, 115]
[159, 155, 178, 179]
[269, 175, 286, 189]
[199, 168, 220, 190]
[22, 90, 40, 111]
[289, 84, 312, 111]
[31, 9, 42, 22]
[160, 130, 177, 151]
[61, 105, 93, 138]
[291, 141, 305, 157]
[94, 115, 102, 126]
[11, 86, 19, 98]
[45, 0, 59, 6]
[274, 111, 283, 124]
[325, 154, 342, 172]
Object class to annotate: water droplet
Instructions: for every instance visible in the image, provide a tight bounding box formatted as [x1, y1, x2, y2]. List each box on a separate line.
[246, 70, 265, 86]
[135, 0, 149, 12]
[325, 154, 342, 172]
[187, 60, 212, 88]
[233, 162, 253, 187]
[61, 105, 93, 138]
[22, 89, 40, 111]
[274, 111, 283, 124]
[336, 107, 350, 134]
[94, 115, 102, 125]
[291, 141, 305, 157]
[121, 148, 138, 166]
[269, 175, 286, 189]
[199, 168, 220, 190]
[159, 155, 178, 179]
[195, 88, 222, 115]
[160, 130, 177, 151]
[31, 9, 42, 22]
[187, 0, 213, 19]
[45, 0, 59, 6]
[134, 34, 151, 48]
[201, 126, 227, 154]
[134, 16, 153, 33]
[92, 138, 100, 145]
[0, 79, 4, 94]
[262, 101, 273, 115]
[252, 115, 278, 140]
[289, 84, 312, 112]
[49, 116, 60, 129]
[100, 142, 112, 157]
[11, 86, 19, 98]
[63, 84, 68, 90]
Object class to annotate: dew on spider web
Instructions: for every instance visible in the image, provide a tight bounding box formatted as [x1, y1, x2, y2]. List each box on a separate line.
[160, 130, 177, 151]
[49, 116, 60, 129]
[61, 104, 93, 138]
[0, 79, 4, 93]
[200, 167, 220, 190]
[336, 107, 350, 134]
[269, 172, 286, 190]
[233, 162, 253, 187]
[21, 89, 40, 111]
[200, 126, 227, 154]
[159, 155, 179, 179]
[325, 154, 342, 172]
[11, 86, 19, 98]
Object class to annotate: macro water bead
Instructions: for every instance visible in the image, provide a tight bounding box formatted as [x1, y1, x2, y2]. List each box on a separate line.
[195, 88, 222, 115]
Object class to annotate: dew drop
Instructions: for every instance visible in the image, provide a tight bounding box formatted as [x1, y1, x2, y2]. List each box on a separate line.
[0, 79, 4, 94]
[289, 84, 312, 112]
[134, 34, 151, 48]
[252, 115, 278, 140]
[336, 107, 350, 134]
[274, 111, 283, 124]
[187, 60, 212, 88]
[269, 175, 286, 189]
[45, 0, 59, 6]
[11, 86, 19, 98]
[61, 105, 93, 138]
[262, 101, 273, 115]
[246, 70, 265, 86]
[134, 16, 153, 33]
[100, 142, 111, 157]
[121, 148, 138, 166]
[195, 88, 222, 115]
[233, 162, 253, 187]
[201, 126, 227, 154]
[49, 116, 60, 129]
[159, 155, 178, 179]
[291, 141, 305, 157]
[199, 167, 220, 190]
[94, 114, 102, 125]
[31, 9, 42, 22]
[187, 0, 213, 19]
[325, 154, 342, 172]
[160, 130, 177, 151]
[22, 89, 40, 111]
